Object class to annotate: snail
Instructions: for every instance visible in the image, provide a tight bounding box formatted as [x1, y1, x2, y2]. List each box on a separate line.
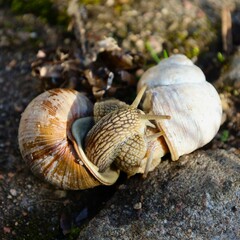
[18, 54, 222, 190]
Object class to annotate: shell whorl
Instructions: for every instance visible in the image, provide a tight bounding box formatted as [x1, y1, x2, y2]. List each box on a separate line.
[137, 54, 206, 91]
[18, 88, 101, 190]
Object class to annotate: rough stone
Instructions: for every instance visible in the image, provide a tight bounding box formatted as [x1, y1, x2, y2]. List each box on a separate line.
[0, 1, 240, 239]
[78, 150, 240, 240]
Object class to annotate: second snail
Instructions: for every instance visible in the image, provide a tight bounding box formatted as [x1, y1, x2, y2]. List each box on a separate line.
[18, 54, 222, 190]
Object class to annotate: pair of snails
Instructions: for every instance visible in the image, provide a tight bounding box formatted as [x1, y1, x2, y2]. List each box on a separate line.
[18, 54, 222, 190]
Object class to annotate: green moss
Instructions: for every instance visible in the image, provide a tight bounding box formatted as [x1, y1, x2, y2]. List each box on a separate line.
[220, 130, 229, 142]
[11, 0, 53, 20]
[114, 4, 123, 14]
[191, 46, 200, 57]
[165, 15, 217, 59]
[79, 0, 102, 5]
[233, 89, 239, 96]
[9, 0, 69, 26]
[177, 30, 188, 41]
[185, 46, 200, 59]
[67, 226, 81, 240]
[217, 52, 225, 63]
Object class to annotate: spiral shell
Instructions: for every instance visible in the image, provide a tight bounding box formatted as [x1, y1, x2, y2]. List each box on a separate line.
[18, 88, 119, 190]
[138, 54, 222, 160]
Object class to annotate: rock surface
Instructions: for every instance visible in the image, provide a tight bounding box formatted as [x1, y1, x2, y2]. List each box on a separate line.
[78, 150, 240, 240]
[0, 1, 240, 239]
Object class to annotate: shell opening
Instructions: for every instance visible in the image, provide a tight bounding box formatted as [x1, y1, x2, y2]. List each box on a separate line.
[71, 118, 120, 186]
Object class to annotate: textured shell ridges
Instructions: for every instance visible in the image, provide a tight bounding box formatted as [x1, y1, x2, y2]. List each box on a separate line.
[139, 54, 222, 160]
[18, 89, 99, 190]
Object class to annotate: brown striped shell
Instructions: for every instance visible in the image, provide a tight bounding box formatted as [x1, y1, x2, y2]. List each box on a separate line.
[18, 89, 119, 190]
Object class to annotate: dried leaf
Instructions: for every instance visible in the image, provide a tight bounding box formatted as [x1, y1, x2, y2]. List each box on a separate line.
[96, 37, 121, 53]
[31, 37, 144, 100]
[38, 65, 62, 78]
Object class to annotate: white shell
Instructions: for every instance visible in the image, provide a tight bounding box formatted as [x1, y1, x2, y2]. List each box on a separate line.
[138, 54, 222, 160]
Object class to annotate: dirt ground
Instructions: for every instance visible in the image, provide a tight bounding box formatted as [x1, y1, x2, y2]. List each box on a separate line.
[0, 1, 239, 239]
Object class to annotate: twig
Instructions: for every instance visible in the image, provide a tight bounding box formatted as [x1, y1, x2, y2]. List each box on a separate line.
[221, 8, 233, 54]
[67, 0, 87, 56]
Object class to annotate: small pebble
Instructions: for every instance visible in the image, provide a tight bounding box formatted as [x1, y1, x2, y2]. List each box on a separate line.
[22, 211, 28, 216]
[14, 103, 23, 112]
[118, 184, 127, 190]
[133, 202, 142, 210]
[53, 190, 67, 199]
[8, 172, 15, 178]
[10, 189, 17, 197]
[110, 204, 115, 209]
[3, 226, 11, 233]
[7, 195, 12, 199]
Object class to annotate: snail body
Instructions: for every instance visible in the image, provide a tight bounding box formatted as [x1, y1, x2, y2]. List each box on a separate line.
[85, 86, 170, 177]
[85, 108, 148, 173]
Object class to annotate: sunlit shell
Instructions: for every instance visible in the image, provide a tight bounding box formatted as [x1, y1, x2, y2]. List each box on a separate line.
[18, 88, 101, 190]
[139, 54, 222, 160]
